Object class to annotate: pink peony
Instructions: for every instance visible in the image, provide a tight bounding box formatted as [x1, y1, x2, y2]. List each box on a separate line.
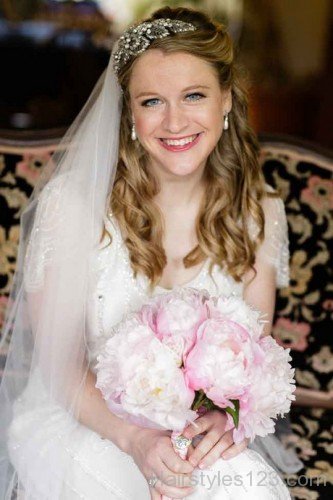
[206, 295, 265, 342]
[138, 287, 209, 366]
[224, 335, 296, 443]
[96, 314, 197, 431]
[184, 317, 255, 409]
[95, 287, 296, 447]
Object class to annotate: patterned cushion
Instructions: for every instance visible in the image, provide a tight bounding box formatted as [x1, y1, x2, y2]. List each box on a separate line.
[1, 145, 55, 347]
[260, 138, 333, 499]
[0, 134, 332, 498]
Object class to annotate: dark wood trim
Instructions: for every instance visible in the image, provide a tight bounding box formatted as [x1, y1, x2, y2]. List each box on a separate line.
[0, 127, 68, 147]
[258, 132, 333, 161]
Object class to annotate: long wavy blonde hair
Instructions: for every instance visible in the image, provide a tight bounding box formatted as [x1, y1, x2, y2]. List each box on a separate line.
[102, 6, 279, 291]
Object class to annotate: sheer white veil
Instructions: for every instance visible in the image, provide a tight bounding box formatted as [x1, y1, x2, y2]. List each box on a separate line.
[0, 39, 123, 499]
[0, 17, 304, 498]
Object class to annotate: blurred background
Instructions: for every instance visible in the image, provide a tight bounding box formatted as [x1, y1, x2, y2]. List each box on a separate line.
[1, 4, 332, 497]
[0, 0, 332, 150]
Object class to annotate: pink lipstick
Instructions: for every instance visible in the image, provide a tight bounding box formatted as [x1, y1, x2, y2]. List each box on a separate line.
[159, 133, 202, 152]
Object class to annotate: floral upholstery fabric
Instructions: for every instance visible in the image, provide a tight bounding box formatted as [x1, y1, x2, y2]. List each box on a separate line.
[0, 137, 332, 499]
[260, 144, 333, 499]
[0, 150, 52, 331]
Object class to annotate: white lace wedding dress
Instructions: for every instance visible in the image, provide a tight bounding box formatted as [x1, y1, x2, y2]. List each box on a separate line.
[7, 187, 297, 499]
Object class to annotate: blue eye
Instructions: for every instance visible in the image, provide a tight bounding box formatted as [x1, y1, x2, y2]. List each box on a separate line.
[141, 92, 205, 107]
[186, 92, 205, 101]
[142, 98, 160, 107]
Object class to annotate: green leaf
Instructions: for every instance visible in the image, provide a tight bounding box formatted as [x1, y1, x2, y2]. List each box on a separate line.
[224, 399, 239, 428]
[192, 389, 207, 411]
[191, 394, 240, 430]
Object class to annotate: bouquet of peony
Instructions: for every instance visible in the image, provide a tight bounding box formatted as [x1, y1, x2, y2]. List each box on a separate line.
[95, 287, 296, 464]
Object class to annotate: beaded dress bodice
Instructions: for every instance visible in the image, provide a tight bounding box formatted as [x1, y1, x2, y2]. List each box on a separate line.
[86, 190, 290, 369]
[22, 176, 290, 370]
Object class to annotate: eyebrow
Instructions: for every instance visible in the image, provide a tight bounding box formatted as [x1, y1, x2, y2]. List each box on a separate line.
[134, 85, 210, 99]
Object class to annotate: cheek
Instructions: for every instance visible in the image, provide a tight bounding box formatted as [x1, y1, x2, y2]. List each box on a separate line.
[215, 119, 224, 139]
[198, 106, 223, 131]
[135, 114, 159, 136]
[209, 110, 224, 138]
[208, 108, 223, 129]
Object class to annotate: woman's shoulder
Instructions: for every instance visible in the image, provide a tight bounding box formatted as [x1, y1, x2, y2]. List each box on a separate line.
[264, 182, 277, 194]
[261, 183, 287, 227]
[247, 183, 286, 232]
[253, 183, 290, 288]
[262, 182, 284, 207]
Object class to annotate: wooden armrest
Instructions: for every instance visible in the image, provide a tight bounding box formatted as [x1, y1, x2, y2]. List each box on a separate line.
[292, 387, 333, 409]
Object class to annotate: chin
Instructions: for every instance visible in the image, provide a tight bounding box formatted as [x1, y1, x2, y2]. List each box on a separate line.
[160, 156, 207, 175]
[163, 164, 203, 177]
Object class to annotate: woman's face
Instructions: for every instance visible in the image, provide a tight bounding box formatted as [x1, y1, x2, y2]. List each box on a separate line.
[128, 49, 232, 180]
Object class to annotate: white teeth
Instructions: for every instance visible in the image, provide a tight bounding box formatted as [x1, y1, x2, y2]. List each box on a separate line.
[162, 134, 198, 146]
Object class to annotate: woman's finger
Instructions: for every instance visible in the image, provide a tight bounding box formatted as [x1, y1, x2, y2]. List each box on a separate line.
[183, 410, 228, 441]
[154, 477, 196, 499]
[187, 443, 195, 455]
[162, 446, 194, 475]
[149, 487, 162, 500]
[182, 415, 212, 440]
[147, 460, 194, 500]
[185, 442, 196, 462]
[153, 434, 193, 476]
[157, 454, 194, 488]
[196, 432, 234, 469]
[185, 429, 222, 467]
[220, 437, 250, 460]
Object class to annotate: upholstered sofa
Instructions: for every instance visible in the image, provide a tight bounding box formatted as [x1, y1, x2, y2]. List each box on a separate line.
[0, 130, 332, 499]
[259, 134, 333, 499]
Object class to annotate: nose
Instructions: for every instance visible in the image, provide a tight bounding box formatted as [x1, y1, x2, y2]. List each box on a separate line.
[162, 103, 189, 134]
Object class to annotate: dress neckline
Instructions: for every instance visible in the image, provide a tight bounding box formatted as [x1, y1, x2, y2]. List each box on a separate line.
[154, 258, 210, 291]
[105, 212, 210, 293]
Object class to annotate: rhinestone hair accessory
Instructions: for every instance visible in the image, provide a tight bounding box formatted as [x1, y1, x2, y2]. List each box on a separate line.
[113, 18, 197, 76]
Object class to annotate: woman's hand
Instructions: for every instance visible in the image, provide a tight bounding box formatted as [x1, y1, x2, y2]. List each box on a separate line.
[128, 427, 196, 499]
[182, 410, 250, 469]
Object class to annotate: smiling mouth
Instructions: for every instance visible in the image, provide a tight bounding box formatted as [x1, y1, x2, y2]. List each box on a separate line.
[159, 133, 201, 146]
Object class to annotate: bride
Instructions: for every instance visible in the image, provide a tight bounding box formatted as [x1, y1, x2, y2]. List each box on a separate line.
[0, 6, 302, 499]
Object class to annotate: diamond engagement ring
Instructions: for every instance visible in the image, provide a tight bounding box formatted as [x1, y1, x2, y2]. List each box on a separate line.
[172, 434, 192, 451]
[147, 475, 158, 488]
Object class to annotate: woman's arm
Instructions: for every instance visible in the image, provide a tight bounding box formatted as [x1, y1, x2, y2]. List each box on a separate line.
[75, 367, 139, 454]
[242, 261, 277, 337]
[242, 192, 288, 337]
[76, 368, 196, 498]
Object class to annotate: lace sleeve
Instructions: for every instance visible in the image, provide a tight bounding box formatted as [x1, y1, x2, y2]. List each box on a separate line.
[23, 172, 93, 295]
[249, 187, 290, 289]
[23, 175, 68, 293]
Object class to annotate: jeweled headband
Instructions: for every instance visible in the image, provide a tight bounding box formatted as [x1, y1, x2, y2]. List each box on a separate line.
[113, 18, 197, 76]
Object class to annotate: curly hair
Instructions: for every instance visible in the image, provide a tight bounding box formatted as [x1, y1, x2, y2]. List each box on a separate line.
[102, 6, 280, 292]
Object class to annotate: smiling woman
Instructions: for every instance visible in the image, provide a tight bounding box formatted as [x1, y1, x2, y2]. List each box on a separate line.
[127, 50, 231, 182]
[0, 5, 301, 500]
[111, 10, 270, 294]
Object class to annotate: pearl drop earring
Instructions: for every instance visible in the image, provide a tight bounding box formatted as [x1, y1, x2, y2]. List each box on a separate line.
[131, 123, 137, 141]
[223, 113, 229, 130]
